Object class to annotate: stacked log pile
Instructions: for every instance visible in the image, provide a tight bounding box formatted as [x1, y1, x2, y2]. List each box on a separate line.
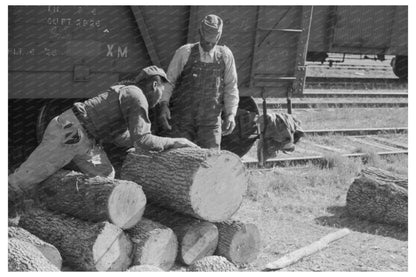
[9, 148, 260, 272]
[346, 166, 408, 226]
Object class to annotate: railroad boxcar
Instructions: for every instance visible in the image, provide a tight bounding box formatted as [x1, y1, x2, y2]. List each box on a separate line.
[8, 6, 408, 168]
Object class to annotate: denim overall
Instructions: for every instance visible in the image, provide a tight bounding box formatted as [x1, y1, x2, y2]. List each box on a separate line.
[169, 44, 225, 149]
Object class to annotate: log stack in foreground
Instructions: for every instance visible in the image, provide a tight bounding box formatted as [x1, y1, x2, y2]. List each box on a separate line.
[121, 148, 248, 222]
[346, 167, 408, 226]
[18, 209, 133, 271]
[37, 170, 146, 229]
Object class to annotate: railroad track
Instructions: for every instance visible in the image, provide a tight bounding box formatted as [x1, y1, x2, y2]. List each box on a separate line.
[259, 101, 407, 110]
[305, 77, 407, 91]
[242, 127, 408, 169]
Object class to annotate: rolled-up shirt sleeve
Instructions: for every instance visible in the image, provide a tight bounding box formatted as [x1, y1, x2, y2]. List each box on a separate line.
[161, 44, 193, 103]
[119, 86, 176, 151]
[222, 46, 239, 116]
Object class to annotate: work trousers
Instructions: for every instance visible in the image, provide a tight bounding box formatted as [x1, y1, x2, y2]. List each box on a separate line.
[8, 109, 115, 194]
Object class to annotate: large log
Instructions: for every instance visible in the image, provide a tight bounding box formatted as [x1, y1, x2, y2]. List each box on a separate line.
[8, 226, 62, 270]
[121, 148, 247, 222]
[346, 167, 408, 226]
[37, 170, 146, 229]
[18, 209, 133, 271]
[144, 205, 219, 265]
[215, 220, 261, 265]
[8, 238, 59, 272]
[126, 218, 178, 270]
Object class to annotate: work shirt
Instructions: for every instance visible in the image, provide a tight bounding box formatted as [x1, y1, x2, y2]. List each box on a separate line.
[73, 85, 174, 151]
[162, 43, 239, 116]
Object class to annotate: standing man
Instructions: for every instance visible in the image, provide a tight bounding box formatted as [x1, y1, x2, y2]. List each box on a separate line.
[159, 14, 239, 149]
[9, 66, 198, 199]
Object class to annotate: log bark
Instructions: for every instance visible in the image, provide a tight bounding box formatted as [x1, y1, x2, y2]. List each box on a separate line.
[18, 209, 133, 271]
[264, 228, 351, 271]
[37, 170, 146, 229]
[346, 167, 408, 226]
[121, 148, 247, 222]
[8, 226, 62, 270]
[8, 238, 59, 272]
[187, 255, 238, 272]
[126, 218, 178, 270]
[215, 220, 261, 264]
[144, 205, 219, 265]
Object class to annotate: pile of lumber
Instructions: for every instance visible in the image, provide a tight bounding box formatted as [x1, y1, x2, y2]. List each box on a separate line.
[346, 166, 408, 226]
[9, 148, 261, 272]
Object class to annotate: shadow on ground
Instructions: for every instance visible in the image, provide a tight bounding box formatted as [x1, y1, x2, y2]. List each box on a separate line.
[315, 205, 408, 241]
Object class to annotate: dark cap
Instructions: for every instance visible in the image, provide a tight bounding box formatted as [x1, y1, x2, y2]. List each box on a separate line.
[135, 65, 171, 84]
[200, 14, 223, 42]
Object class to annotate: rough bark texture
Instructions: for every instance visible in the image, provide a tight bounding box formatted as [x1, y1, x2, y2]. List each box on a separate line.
[8, 238, 59, 272]
[187, 255, 238, 272]
[37, 170, 146, 229]
[8, 226, 62, 270]
[346, 167, 408, 226]
[127, 265, 164, 272]
[126, 218, 178, 270]
[215, 220, 261, 264]
[144, 205, 219, 265]
[121, 148, 247, 222]
[18, 209, 133, 271]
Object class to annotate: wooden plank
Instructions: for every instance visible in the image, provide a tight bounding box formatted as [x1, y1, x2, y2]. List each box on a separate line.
[130, 6, 161, 67]
[264, 228, 351, 271]
[347, 136, 401, 152]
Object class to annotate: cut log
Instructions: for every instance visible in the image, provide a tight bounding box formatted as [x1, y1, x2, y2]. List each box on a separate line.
[8, 238, 59, 272]
[121, 148, 247, 222]
[264, 228, 351, 271]
[126, 218, 178, 270]
[215, 220, 261, 264]
[346, 167, 408, 226]
[37, 170, 146, 229]
[18, 209, 133, 271]
[187, 255, 238, 272]
[127, 265, 164, 272]
[144, 205, 219, 265]
[8, 226, 62, 270]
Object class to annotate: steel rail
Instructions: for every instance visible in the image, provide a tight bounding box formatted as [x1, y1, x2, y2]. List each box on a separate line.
[243, 150, 408, 169]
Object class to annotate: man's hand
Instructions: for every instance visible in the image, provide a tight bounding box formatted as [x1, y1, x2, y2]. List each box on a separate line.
[222, 114, 236, 136]
[172, 138, 200, 149]
[159, 102, 172, 130]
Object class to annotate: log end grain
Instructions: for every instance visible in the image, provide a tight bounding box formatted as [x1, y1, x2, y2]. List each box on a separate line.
[187, 255, 238, 272]
[8, 238, 60, 272]
[190, 151, 247, 222]
[129, 218, 178, 271]
[216, 221, 261, 264]
[127, 265, 164, 272]
[108, 181, 146, 229]
[92, 222, 133, 271]
[181, 222, 219, 265]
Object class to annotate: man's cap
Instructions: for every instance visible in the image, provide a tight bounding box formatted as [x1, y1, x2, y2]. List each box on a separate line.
[200, 14, 223, 42]
[135, 65, 171, 84]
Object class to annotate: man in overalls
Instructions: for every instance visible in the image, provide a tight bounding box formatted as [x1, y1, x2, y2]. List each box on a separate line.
[159, 14, 239, 149]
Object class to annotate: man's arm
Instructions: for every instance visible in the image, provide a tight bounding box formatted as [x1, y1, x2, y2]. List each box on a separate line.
[222, 46, 239, 135]
[120, 86, 198, 151]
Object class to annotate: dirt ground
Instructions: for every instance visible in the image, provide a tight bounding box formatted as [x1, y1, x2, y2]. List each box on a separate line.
[232, 161, 408, 272]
